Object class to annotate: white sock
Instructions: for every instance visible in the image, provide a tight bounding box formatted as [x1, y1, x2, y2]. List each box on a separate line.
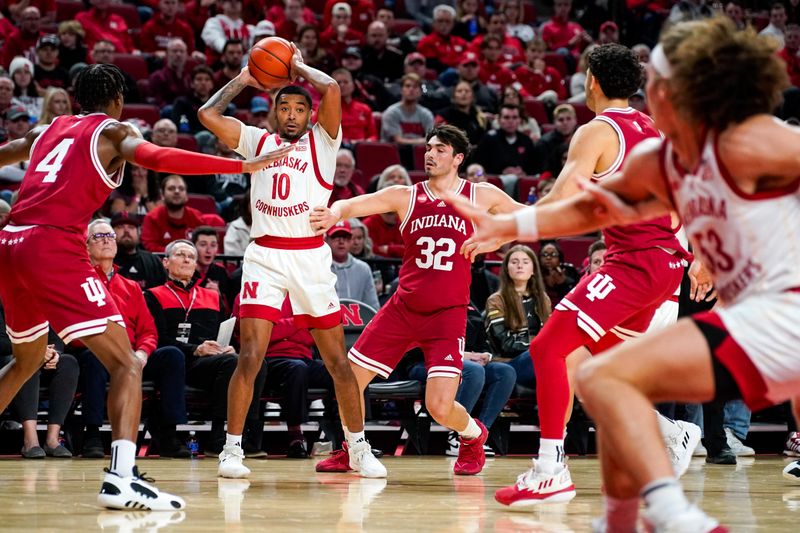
[642, 477, 689, 526]
[458, 417, 482, 440]
[605, 495, 639, 532]
[537, 438, 565, 474]
[655, 411, 681, 439]
[226, 433, 242, 448]
[346, 430, 365, 447]
[109, 439, 136, 477]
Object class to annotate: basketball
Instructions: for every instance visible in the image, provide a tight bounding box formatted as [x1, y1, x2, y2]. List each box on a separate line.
[248, 37, 294, 88]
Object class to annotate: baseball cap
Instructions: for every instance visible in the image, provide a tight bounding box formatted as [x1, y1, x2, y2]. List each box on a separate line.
[600, 21, 618, 33]
[6, 105, 29, 121]
[459, 51, 479, 66]
[326, 220, 352, 238]
[251, 96, 269, 114]
[37, 34, 60, 49]
[254, 20, 276, 39]
[405, 52, 425, 65]
[342, 46, 362, 60]
[110, 212, 141, 228]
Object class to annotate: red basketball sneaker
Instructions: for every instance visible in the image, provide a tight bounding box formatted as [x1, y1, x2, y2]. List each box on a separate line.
[454, 420, 488, 475]
[315, 442, 353, 473]
[494, 460, 576, 506]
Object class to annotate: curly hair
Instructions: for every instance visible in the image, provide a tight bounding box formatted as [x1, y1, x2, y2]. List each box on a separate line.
[74, 63, 126, 113]
[659, 16, 788, 130]
[587, 43, 643, 99]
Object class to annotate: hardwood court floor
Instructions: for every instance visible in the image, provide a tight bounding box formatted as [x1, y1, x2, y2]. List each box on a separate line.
[0, 455, 798, 532]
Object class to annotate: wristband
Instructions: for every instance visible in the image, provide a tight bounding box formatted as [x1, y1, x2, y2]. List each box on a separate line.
[513, 207, 539, 241]
[133, 142, 244, 175]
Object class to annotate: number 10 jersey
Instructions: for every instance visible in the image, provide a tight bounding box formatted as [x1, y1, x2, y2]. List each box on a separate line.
[396, 179, 475, 314]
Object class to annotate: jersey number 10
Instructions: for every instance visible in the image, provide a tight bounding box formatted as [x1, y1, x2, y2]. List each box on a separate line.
[271, 173, 290, 200]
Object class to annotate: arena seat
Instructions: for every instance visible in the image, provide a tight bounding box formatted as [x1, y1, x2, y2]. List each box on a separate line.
[523, 97, 550, 126]
[176, 133, 198, 152]
[557, 236, 596, 266]
[571, 102, 595, 125]
[56, 0, 82, 22]
[408, 170, 426, 183]
[354, 142, 400, 183]
[393, 18, 420, 34]
[413, 144, 425, 170]
[120, 104, 161, 126]
[516, 176, 539, 203]
[187, 193, 217, 214]
[109, 2, 142, 29]
[544, 52, 569, 76]
[113, 54, 149, 81]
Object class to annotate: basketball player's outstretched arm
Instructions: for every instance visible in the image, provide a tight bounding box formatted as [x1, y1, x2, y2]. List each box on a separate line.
[288, 44, 341, 139]
[309, 186, 410, 235]
[0, 126, 45, 166]
[444, 139, 673, 244]
[459, 182, 529, 261]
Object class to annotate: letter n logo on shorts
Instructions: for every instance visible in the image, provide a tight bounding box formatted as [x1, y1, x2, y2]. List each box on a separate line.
[242, 281, 259, 300]
[341, 303, 364, 326]
[81, 277, 107, 307]
[586, 273, 616, 302]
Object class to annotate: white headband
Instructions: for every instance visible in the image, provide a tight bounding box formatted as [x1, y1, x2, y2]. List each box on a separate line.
[650, 44, 672, 79]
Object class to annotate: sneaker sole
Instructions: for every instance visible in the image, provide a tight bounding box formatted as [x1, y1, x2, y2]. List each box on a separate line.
[784, 450, 800, 457]
[675, 424, 702, 478]
[217, 468, 250, 479]
[503, 489, 577, 507]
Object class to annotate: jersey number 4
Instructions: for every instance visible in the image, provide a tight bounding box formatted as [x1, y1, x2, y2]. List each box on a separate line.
[36, 138, 75, 183]
[416, 237, 455, 271]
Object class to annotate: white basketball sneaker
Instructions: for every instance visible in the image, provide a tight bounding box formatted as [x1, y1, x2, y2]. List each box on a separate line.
[218, 445, 251, 479]
[348, 439, 387, 478]
[664, 420, 701, 478]
[494, 460, 576, 507]
[97, 467, 186, 511]
[784, 432, 800, 457]
[783, 460, 800, 484]
[724, 428, 755, 456]
[642, 504, 727, 532]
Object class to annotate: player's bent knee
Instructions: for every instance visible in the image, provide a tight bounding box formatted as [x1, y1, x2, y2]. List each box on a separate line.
[425, 396, 455, 423]
[574, 358, 605, 400]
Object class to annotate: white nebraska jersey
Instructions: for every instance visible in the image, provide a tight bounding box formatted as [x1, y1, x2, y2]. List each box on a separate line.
[235, 122, 342, 238]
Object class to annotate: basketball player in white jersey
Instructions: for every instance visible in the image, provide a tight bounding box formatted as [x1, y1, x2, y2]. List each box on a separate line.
[447, 17, 800, 531]
[199, 44, 385, 478]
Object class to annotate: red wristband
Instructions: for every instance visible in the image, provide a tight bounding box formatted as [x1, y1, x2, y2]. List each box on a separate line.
[133, 142, 243, 175]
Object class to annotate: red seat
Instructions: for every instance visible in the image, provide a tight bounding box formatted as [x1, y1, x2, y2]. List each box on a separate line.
[393, 18, 420, 34]
[214, 229, 227, 254]
[113, 53, 149, 80]
[353, 141, 401, 182]
[372, 111, 382, 135]
[109, 3, 141, 29]
[571, 102, 595, 125]
[544, 52, 569, 77]
[233, 109, 251, 124]
[136, 78, 150, 100]
[120, 104, 161, 126]
[409, 170, 427, 183]
[56, 0, 83, 22]
[188, 193, 218, 214]
[522, 0, 536, 23]
[523, 97, 549, 125]
[486, 176, 503, 190]
[557, 237, 596, 266]
[516, 176, 539, 203]
[176, 133, 198, 152]
[413, 144, 426, 170]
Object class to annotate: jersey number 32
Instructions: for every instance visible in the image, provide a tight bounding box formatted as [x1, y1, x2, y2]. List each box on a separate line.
[415, 237, 455, 271]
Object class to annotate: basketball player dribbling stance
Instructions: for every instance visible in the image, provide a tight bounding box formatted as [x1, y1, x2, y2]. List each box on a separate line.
[0, 64, 291, 510]
[449, 17, 800, 531]
[458, 43, 700, 508]
[199, 44, 385, 478]
[309, 124, 525, 476]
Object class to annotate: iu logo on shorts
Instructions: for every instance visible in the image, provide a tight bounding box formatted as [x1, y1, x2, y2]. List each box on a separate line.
[586, 273, 616, 302]
[81, 277, 107, 307]
[242, 281, 259, 299]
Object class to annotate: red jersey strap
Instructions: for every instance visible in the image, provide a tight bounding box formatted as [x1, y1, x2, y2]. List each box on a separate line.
[254, 235, 324, 249]
[133, 142, 243, 175]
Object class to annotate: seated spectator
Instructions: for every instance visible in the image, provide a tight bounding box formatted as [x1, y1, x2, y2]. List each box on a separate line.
[38, 87, 71, 125]
[9, 57, 42, 119]
[192, 226, 232, 304]
[371, 163, 412, 192]
[297, 25, 337, 74]
[515, 38, 567, 102]
[213, 39, 260, 110]
[586, 239, 606, 276]
[57, 21, 88, 73]
[152, 118, 178, 148]
[724, 1, 747, 30]
[320, 2, 365, 60]
[597, 20, 620, 45]
[33, 35, 70, 92]
[781, 24, 800, 88]
[0, 106, 33, 184]
[322, 0, 372, 37]
[191, 139, 249, 217]
[141, 174, 205, 252]
[273, 0, 318, 41]
[248, 96, 270, 129]
[478, 36, 518, 95]
[111, 164, 163, 217]
[668, 0, 715, 28]
[76, 0, 135, 54]
[333, 68, 377, 144]
[540, 0, 592, 59]
[0, 305, 78, 458]
[201, 0, 253, 65]
[435, 79, 488, 147]
[381, 73, 434, 146]
[474, 103, 539, 178]
[145, 240, 267, 455]
[171, 65, 217, 134]
[7, 0, 55, 24]
[361, 21, 404, 83]
[568, 44, 596, 102]
[224, 191, 252, 257]
[465, 163, 486, 183]
[348, 217, 373, 260]
[485, 245, 552, 388]
[149, 38, 193, 109]
[2, 6, 43, 69]
[329, 148, 365, 204]
[536, 103, 578, 173]
[538, 240, 579, 304]
[453, 53, 499, 114]
[326, 220, 380, 310]
[140, 0, 199, 58]
[417, 5, 469, 73]
[363, 173, 406, 258]
[78, 220, 189, 459]
[501, 0, 535, 44]
[468, 11, 525, 64]
[89, 40, 140, 103]
[0, 76, 19, 140]
[112, 211, 168, 289]
[492, 86, 542, 142]
[453, 0, 487, 41]
[389, 52, 450, 113]
[631, 43, 651, 65]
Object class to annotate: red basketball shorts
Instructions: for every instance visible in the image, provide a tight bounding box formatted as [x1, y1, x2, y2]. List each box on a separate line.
[348, 293, 466, 379]
[554, 248, 685, 353]
[0, 225, 124, 344]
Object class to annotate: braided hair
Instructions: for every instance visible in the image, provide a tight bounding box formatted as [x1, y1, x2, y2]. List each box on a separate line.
[74, 64, 126, 113]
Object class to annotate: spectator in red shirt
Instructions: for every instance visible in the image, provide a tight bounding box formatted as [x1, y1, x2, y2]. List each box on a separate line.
[333, 68, 377, 144]
[273, 0, 318, 40]
[781, 24, 800, 88]
[468, 11, 525, 65]
[76, 0, 135, 54]
[141, 174, 205, 252]
[417, 5, 470, 72]
[140, 0, 202, 60]
[540, 0, 592, 59]
[329, 148, 365, 205]
[515, 38, 567, 101]
[478, 35, 518, 94]
[8, 0, 56, 24]
[597, 21, 620, 45]
[148, 38, 193, 108]
[2, 6, 44, 69]
[323, 0, 374, 34]
[363, 176, 405, 258]
[320, 2, 365, 60]
[213, 39, 260, 110]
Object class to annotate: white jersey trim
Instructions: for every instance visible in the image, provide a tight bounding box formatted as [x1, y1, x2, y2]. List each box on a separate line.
[90, 118, 124, 190]
[398, 184, 417, 234]
[348, 347, 392, 378]
[591, 115, 626, 179]
[2, 224, 35, 232]
[6, 321, 50, 344]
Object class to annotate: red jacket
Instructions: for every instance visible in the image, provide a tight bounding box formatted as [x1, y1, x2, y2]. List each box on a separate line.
[329, 181, 365, 206]
[780, 47, 800, 88]
[319, 26, 364, 59]
[141, 204, 205, 252]
[341, 98, 377, 143]
[363, 214, 404, 258]
[76, 8, 135, 53]
[140, 14, 196, 53]
[479, 61, 517, 93]
[322, 0, 375, 33]
[233, 295, 314, 359]
[514, 65, 566, 100]
[468, 34, 524, 64]
[2, 29, 42, 69]
[93, 265, 158, 356]
[417, 32, 469, 68]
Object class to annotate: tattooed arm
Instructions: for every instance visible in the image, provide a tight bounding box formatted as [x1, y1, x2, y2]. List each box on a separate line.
[199, 68, 260, 149]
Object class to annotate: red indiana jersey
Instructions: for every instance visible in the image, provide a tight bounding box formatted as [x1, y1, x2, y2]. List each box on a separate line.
[591, 107, 684, 257]
[397, 180, 475, 313]
[9, 114, 123, 234]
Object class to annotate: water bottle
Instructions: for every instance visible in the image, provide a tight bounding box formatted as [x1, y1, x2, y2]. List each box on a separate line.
[179, 114, 190, 133]
[468, 18, 478, 38]
[527, 187, 538, 205]
[187, 430, 199, 457]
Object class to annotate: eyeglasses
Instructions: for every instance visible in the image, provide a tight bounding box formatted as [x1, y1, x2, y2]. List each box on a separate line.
[90, 232, 116, 242]
[540, 252, 559, 259]
[171, 251, 197, 260]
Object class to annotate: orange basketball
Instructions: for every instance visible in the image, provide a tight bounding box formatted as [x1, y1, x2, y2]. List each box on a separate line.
[248, 37, 294, 88]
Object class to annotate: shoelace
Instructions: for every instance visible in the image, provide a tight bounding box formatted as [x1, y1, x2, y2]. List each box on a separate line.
[516, 468, 536, 488]
[222, 446, 245, 460]
[103, 467, 155, 483]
